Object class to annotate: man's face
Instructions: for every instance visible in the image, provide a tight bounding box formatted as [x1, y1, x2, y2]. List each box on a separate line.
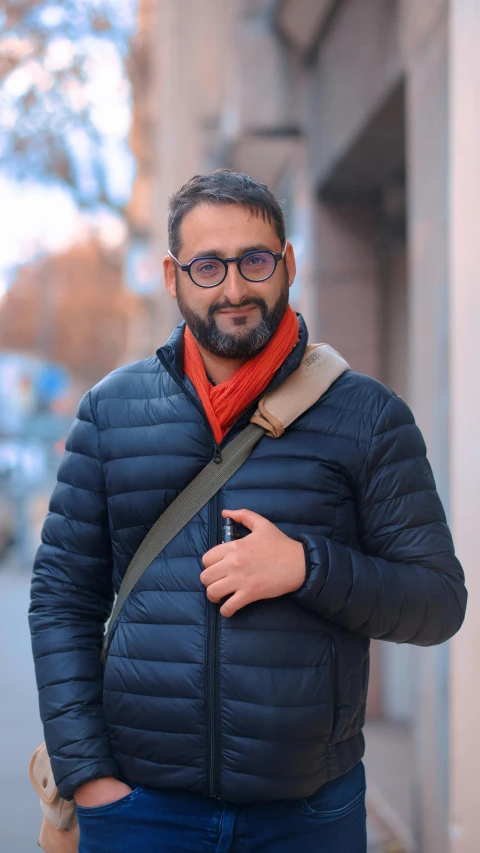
[163, 203, 296, 359]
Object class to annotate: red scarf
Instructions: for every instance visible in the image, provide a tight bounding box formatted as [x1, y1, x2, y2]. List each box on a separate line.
[184, 306, 299, 444]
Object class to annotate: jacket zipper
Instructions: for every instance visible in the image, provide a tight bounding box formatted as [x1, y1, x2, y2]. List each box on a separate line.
[156, 345, 299, 448]
[157, 351, 225, 797]
[156, 347, 302, 797]
[206, 489, 223, 797]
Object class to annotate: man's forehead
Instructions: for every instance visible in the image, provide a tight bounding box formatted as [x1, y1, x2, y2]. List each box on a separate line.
[178, 202, 279, 255]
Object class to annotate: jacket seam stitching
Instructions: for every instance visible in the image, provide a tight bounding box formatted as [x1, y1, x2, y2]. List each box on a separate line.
[347, 393, 395, 479]
[89, 389, 126, 569]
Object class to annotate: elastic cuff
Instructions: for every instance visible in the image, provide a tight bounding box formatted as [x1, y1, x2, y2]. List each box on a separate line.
[57, 760, 120, 801]
[299, 536, 313, 584]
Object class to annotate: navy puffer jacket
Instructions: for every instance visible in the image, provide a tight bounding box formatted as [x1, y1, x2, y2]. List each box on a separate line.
[29, 317, 466, 803]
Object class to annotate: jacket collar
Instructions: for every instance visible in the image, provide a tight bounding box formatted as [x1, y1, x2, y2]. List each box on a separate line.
[156, 314, 309, 441]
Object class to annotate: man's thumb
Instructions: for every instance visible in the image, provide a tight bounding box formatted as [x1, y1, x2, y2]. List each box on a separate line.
[222, 508, 263, 531]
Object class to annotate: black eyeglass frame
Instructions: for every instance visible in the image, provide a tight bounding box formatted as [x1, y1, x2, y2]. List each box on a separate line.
[168, 245, 287, 288]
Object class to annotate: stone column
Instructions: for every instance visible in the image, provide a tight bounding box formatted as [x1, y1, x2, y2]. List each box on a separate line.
[449, 2, 480, 851]
[404, 6, 451, 852]
[152, 0, 202, 344]
[305, 200, 383, 378]
[152, 0, 240, 344]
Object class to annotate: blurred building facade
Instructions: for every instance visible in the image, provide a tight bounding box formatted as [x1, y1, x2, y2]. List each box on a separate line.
[128, 1, 479, 851]
[0, 240, 143, 392]
[0, 238, 147, 565]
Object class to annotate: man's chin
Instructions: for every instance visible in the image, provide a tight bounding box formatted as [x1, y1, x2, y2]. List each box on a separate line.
[180, 288, 289, 359]
[206, 324, 270, 359]
[214, 318, 260, 338]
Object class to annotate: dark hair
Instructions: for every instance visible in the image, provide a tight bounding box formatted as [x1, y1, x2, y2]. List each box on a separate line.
[168, 169, 286, 257]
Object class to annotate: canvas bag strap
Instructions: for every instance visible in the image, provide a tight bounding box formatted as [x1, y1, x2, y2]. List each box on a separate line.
[102, 421, 265, 657]
[102, 343, 350, 658]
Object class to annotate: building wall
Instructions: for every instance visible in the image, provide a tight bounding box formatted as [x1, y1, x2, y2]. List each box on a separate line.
[405, 7, 451, 851]
[308, 0, 403, 189]
[449, 4, 480, 851]
[0, 240, 142, 389]
[143, 0, 477, 847]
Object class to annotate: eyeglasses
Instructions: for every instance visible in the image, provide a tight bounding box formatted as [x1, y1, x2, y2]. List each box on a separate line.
[168, 245, 287, 288]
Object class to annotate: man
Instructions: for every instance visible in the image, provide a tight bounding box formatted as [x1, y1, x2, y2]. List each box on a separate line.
[30, 170, 467, 853]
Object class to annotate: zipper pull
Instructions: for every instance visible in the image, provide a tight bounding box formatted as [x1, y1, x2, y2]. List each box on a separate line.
[222, 517, 240, 542]
[213, 444, 222, 464]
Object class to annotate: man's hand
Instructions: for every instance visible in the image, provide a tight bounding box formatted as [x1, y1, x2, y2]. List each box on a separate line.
[200, 509, 306, 617]
[73, 777, 132, 808]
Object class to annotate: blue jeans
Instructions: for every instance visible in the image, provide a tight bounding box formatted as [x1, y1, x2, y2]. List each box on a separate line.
[77, 761, 366, 853]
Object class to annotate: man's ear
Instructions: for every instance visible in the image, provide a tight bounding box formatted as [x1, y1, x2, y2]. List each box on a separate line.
[285, 242, 296, 288]
[163, 255, 177, 299]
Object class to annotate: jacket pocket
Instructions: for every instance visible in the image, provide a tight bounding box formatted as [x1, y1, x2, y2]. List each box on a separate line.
[329, 636, 338, 740]
[328, 631, 370, 743]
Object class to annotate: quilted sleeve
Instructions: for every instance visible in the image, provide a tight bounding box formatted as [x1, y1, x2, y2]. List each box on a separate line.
[292, 394, 467, 645]
[29, 391, 118, 799]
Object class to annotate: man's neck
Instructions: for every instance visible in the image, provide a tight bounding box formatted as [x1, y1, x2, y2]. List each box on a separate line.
[195, 340, 247, 385]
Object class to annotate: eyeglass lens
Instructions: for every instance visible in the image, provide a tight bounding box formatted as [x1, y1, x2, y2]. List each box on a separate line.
[190, 252, 276, 287]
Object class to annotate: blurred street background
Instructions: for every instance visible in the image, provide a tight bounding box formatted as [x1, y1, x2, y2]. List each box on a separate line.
[0, 1, 478, 851]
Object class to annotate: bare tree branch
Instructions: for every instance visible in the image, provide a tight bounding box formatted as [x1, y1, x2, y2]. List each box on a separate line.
[0, 0, 136, 208]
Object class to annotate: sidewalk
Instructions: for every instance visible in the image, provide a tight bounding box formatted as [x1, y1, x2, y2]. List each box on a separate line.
[0, 563, 44, 852]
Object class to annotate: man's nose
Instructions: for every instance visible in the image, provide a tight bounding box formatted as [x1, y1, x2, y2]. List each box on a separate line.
[221, 263, 250, 303]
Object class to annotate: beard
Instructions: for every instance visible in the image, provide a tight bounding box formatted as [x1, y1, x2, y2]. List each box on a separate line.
[176, 272, 290, 360]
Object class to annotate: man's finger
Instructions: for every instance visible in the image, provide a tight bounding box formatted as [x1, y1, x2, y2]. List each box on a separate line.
[206, 578, 236, 603]
[202, 543, 226, 569]
[220, 589, 250, 618]
[221, 508, 267, 532]
[200, 563, 229, 587]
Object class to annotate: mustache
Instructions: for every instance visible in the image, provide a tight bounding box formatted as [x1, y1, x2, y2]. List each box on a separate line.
[208, 297, 267, 318]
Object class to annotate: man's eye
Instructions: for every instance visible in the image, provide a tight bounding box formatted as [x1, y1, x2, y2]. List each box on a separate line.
[196, 261, 223, 275]
[245, 254, 268, 266]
